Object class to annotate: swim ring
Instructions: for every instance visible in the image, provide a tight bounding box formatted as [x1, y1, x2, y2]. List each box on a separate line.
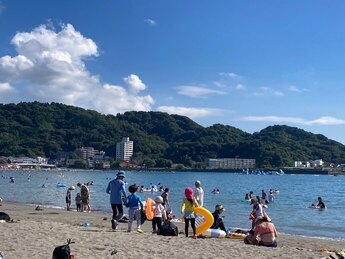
[202, 229, 226, 238]
[145, 198, 155, 220]
[194, 207, 214, 236]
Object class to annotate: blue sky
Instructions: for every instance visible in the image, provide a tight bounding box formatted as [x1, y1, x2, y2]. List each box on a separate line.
[1, 1, 345, 144]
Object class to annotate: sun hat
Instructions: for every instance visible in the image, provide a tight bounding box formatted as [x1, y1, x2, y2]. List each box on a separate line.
[69, 186, 76, 190]
[185, 187, 194, 199]
[215, 204, 225, 211]
[116, 171, 125, 178]
[195, 180, 201, 186]
[155, 196, 163, 203]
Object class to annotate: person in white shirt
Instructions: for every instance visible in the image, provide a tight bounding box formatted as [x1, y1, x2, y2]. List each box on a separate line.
[194, 180, 204, 207]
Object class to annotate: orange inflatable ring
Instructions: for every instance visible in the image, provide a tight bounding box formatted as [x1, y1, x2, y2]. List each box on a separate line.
[145, 198, 155, 220]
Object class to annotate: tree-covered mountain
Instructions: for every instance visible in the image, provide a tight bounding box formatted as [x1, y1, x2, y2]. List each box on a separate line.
[0, 102, 344, 168]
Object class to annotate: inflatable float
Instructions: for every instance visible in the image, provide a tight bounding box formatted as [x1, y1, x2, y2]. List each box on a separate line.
[308, 205, 326, 209]
[226, 232, 246, 240]
[194, 207, 214, 236]
[202, 228, 226, 238]
[56, 183, 67, 188]
[145, 198, 155, 220]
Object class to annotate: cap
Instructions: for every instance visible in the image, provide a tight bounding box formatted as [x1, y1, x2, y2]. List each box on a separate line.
[195, 180, 201, 186]
[184, 187, 194, 199]
[116, 171, 125, 178]
[250, 198, 258, 204]
[69, 186, 76, 190]
[155, 196, 163, 203]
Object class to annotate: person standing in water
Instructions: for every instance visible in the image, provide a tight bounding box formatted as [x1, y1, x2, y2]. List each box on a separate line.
[106, 171, 127, 230]
[194, 180, 204, 207]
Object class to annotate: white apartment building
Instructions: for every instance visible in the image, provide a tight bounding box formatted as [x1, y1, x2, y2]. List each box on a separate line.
[116, 137, 133, 162]
[207, 158, 256, 169]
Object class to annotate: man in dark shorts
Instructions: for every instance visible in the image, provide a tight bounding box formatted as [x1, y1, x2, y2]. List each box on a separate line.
[106, 171, 127, 230]
[211, 204, 226, 232]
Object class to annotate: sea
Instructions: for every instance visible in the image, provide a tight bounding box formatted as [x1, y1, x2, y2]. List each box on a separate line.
[0, 170, 344, 239]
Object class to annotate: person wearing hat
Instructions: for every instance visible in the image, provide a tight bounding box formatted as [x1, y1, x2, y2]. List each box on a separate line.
[194, 180, 204, 207]
[106, 171, 127, 230]
[181, 187, 199, 239]
[211, 204, 227, 232]
[152, 196, 166, 234]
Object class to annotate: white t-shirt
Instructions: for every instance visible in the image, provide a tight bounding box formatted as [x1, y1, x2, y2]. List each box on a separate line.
[195, 187, 204, 207]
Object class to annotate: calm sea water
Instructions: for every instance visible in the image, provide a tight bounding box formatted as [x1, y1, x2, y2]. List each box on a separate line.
[0, 170, 344, 239]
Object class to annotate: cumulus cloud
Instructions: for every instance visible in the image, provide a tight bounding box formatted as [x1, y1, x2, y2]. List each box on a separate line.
[177, 85, 226, 98]
[157, 106, 221, 119]
[241, 115, 345, 126]
[235, 84, 246, 91]
[144, 19, 156, 26]
[0, 23, 154, 114]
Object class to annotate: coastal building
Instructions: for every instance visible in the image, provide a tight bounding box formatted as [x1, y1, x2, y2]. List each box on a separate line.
[294, 159, 323, 168]
[116, 137, 133, 162]
[206, 158, 256, 170]
[76, 147, 98, 160]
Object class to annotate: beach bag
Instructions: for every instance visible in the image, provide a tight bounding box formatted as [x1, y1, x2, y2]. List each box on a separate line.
[52, 239, 74, 259]
[0, 212, 10, 222]
[157, 220, 178, 236]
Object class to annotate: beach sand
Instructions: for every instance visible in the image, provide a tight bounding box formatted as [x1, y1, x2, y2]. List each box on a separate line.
[0, 202, 344, 259]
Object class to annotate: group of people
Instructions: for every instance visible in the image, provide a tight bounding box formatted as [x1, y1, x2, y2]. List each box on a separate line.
[244, 189, 275, 204]
[65, 182, 90, 212]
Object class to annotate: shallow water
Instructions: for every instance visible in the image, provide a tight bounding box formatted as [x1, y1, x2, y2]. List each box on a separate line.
[0, 170, 344, 239]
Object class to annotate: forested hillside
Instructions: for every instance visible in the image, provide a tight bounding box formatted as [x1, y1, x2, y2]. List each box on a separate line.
[0, 102, 344, 168]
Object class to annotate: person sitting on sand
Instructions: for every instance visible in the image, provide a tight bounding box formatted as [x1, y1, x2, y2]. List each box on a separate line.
[181, 187, 199, 239]
[317, 197, 326, 208]
[252, 216, 278, 247]
[211, 204, 226, 232]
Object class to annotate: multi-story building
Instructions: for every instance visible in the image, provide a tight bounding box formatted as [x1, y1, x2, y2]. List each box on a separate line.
[76, 147, 98, 160]
[207, 158, 256, 169]
[116, 137, 133, 162]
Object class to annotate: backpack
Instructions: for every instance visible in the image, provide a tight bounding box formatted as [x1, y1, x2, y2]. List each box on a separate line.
[52, 239, 74, 259]
[157, 220, 178, 236]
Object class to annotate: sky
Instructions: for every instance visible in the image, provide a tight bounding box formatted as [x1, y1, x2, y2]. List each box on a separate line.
[1, 0, 345, 144]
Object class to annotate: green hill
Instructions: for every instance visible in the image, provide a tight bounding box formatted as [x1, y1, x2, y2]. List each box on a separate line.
[0, 102, 344, 168]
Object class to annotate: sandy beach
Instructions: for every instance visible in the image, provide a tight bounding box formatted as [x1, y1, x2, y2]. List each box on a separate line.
[0, 202, 344, 259]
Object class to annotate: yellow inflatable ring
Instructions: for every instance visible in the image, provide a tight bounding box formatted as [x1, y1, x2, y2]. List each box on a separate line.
[194, 207, 214, 236]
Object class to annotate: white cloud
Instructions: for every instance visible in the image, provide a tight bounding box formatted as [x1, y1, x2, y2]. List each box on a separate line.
[273, 91, 284, 96]
[177, 85, 226, 98]
[157, 106, 221, 119]
[219, 72, 239, 78]
[235, 84, 246, 91]
[0, 23, 154, 114]
[144, 19, 156, 26]
[0, 82, 15, 92]
[123, 74, 146, 93]
[241, 115, 345, 126]
[288, 85, 309, 93]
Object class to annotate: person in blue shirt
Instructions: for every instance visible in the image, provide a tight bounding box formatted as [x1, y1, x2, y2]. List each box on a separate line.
[125, 184, 144, 233]
[106, 171, 127, 230]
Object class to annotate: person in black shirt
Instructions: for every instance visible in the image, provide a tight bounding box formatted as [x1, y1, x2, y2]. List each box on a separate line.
[317, 197, 326, 208]
[211, 204, 226, 232]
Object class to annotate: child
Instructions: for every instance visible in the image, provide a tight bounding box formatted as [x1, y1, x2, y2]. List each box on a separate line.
[66, 186, 75, 211]
[75, 193, 82, 212]
[181, 187, 199, 239]
[125, 184, 144, 233]
[152, 196, 166, 234]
